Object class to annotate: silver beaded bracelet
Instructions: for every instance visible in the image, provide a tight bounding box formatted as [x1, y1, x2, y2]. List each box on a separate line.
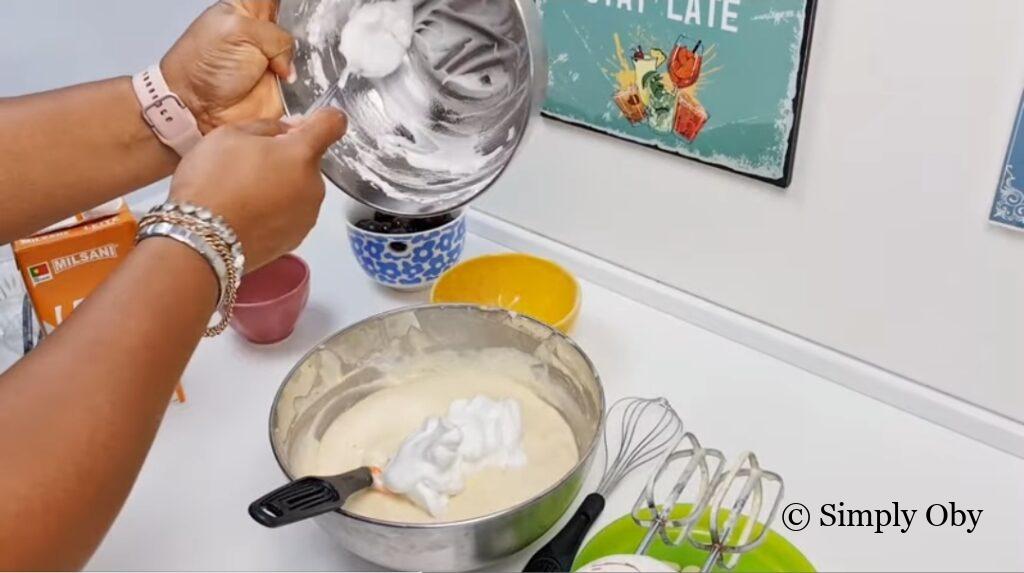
[151, 201, 246, 275]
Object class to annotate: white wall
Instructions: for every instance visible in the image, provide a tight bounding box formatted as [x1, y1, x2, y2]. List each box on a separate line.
[479, 0, 1024, 421]
[1, 0, 212, 205]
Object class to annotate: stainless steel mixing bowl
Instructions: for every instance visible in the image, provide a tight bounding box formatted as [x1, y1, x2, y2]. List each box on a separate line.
[267, 305, 604, 572]
[278, 0, 548, 217]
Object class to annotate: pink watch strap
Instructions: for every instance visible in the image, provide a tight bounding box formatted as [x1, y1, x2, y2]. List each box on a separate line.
[132, 65, 203, 156]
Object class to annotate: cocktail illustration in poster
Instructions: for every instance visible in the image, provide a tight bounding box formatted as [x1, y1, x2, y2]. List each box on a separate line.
[539, 0, 817, 187]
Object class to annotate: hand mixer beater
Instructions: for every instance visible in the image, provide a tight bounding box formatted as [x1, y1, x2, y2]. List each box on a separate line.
[693, 451, 785, 571]
[591, 438, 785, 573]
[632, 433, 727, 559]
[524, 397, 685, 572]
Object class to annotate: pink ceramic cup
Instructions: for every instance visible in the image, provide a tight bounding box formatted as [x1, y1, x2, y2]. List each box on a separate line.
[230, 254, 311, 345]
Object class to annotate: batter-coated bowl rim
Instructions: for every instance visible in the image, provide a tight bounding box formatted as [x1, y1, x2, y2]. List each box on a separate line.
[266, 303, 605, 530]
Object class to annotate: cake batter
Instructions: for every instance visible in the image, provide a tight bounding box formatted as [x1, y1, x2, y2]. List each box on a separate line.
[290, 348, 579, 523]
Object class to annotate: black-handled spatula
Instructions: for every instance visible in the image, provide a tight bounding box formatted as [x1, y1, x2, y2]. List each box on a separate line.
[249, 466, 383, 528]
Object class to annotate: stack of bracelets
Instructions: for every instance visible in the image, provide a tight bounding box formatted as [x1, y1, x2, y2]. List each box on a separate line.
[137, 201, 246, 337]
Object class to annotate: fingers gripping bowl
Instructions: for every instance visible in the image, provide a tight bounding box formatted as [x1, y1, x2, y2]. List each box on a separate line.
[277, 0, 547, 216]
[266, 306, 605, 571]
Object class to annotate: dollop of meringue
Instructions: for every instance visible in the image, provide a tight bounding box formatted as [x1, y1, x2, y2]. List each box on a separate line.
[381, 396, 527, 517]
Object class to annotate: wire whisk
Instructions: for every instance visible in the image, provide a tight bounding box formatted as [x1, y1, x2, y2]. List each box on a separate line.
[597, 397, 686, 495]
[524, 397, 684, 572]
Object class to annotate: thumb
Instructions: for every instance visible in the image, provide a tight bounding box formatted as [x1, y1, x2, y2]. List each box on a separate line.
[287, 108, 348, 158]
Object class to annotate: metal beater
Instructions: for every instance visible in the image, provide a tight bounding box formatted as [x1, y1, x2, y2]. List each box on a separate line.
[622, 444, 785, 572]
[632, 433, 727, 556]
[524, 397, 685, 572]
[691, 451, 785, 571]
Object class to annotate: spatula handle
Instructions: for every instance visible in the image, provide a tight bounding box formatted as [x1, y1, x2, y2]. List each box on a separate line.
[523, 493, 606, 572]
[249, 467, 374, 528]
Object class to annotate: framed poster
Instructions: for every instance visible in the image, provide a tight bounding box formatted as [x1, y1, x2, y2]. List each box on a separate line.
[990, 90, 1024, 232]
[539, 0, 818, 187]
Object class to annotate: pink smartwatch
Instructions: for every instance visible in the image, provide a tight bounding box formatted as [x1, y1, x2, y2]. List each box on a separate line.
[132, 65, 203, 156]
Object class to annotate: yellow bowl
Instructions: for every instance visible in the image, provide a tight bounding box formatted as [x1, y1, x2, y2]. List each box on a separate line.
[431, 254, 581, 332]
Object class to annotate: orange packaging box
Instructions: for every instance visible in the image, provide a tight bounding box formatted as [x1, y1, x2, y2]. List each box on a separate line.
[12, 205, 186, 402]
[14, 204, 137, 332]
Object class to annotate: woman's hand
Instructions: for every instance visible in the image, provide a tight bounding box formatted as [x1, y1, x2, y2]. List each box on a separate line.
[169, 108, 348, 272]
[162, 0, 295, 133]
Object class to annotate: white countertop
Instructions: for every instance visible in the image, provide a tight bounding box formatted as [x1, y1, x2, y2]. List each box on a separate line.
[88, 192, 1024, 572]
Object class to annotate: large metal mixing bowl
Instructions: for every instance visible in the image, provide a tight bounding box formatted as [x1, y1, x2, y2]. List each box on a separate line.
[267, 305, 604, 572]
[278, 0, 548, 217]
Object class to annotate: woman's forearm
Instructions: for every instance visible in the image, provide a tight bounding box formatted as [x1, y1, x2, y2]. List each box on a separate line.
[0, 77, 177, 244]
[0, 238, 216, 570]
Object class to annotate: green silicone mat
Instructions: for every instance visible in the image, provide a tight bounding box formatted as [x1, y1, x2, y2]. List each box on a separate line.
[574, 504, 815, 572]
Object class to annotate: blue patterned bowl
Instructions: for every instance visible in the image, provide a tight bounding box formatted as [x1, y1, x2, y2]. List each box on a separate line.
[346, 211, 467, 291]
